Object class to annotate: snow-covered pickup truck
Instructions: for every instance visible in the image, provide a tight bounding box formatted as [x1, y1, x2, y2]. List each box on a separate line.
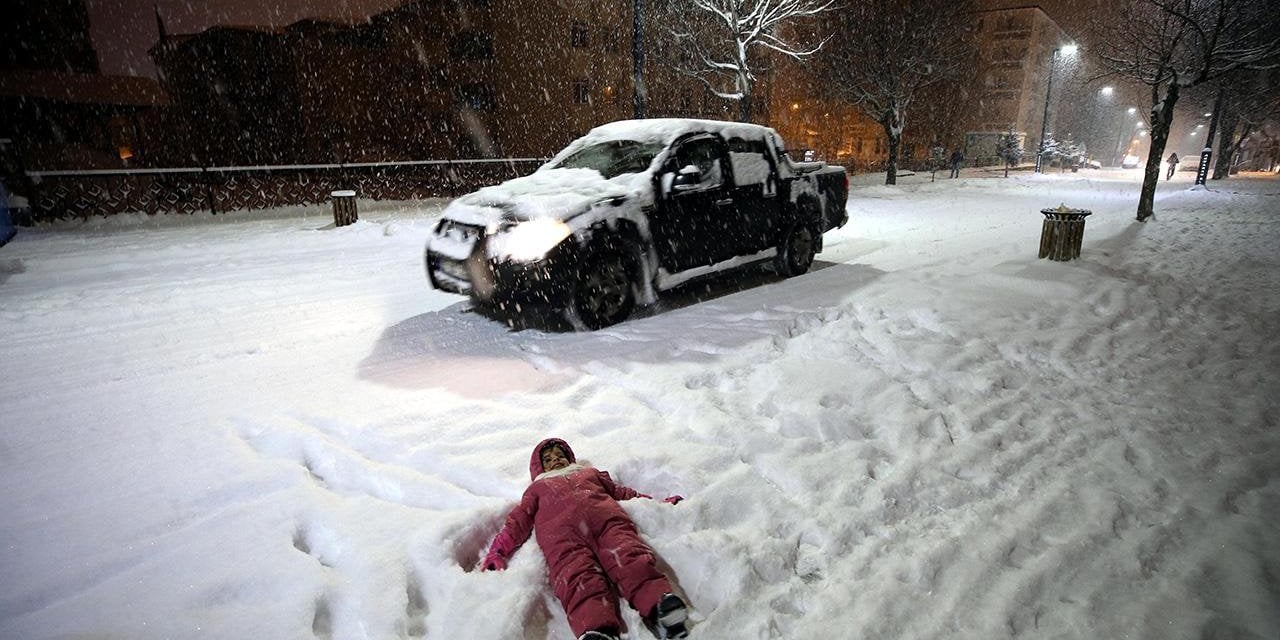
[425, 118, 848, 329]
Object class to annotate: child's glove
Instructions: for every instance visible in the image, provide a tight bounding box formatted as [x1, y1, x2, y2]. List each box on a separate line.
[481, 550, 508, 571]
[481, 529, 517, 571]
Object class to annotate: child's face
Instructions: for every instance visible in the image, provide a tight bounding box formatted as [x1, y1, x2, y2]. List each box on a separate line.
[541, 445, 570, 472]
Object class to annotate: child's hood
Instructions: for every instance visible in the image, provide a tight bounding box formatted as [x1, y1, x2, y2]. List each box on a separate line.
[529, 437, 576, 481]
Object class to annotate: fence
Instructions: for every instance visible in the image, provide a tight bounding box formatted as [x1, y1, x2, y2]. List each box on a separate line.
[24, 158, 548, 222]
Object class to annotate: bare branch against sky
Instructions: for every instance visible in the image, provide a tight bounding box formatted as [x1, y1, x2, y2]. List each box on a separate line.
[608, 0, 834, 121]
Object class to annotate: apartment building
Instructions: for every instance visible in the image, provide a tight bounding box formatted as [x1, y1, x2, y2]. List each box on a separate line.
[964, 5, 1068, 162]
[151, 0, 698, 164]
[1, 0, 167, 171]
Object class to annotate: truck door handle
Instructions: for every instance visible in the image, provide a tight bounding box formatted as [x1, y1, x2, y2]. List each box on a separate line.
[714, 198, 734, 206]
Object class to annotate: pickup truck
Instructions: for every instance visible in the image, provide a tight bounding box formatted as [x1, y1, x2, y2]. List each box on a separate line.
[425, 118, 848, 329]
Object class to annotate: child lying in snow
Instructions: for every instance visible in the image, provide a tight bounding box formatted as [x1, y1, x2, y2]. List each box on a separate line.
[482, 438, 689, 640]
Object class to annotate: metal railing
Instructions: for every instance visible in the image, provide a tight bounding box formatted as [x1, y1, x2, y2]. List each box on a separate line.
[24, 158, 548, 221]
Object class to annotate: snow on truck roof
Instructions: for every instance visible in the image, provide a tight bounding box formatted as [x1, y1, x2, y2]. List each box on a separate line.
[588, 118, 777, 142]
[544, 118, 786, 170]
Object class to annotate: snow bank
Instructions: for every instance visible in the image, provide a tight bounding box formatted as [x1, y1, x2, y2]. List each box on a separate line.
[1, 170, 1276, 639]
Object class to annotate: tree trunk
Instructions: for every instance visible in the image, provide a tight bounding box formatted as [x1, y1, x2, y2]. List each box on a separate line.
[1136, 82, 1179, 222]
[1212, 106, 1239, 180]
[881, 111, 902, 185]
[883, 130, 901, 185]
[735, 33, 752, 123]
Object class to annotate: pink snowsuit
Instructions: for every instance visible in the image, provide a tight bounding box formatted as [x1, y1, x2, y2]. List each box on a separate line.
[484, 438, 674, 637]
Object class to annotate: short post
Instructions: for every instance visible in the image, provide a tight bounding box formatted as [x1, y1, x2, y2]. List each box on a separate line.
[1038, 204, 1092, 261]
[331, 190, 357, 227]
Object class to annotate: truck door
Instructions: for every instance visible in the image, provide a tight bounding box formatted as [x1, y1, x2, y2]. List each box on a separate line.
[651, 135, 737, 271]
[726, 137, 780, 255]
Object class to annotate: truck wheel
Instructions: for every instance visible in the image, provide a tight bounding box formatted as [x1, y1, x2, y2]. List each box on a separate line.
[567, 248, 636, 330]
[775, 224, 816, 277]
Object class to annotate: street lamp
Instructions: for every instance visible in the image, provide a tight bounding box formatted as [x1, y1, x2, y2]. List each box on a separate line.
[1111, 106, 1141, 166]
[632, 0, 646, 118]
[1036, 43, 1078, 173]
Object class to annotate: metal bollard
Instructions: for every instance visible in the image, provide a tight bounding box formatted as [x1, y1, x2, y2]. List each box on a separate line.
[331, 190, 358, 227]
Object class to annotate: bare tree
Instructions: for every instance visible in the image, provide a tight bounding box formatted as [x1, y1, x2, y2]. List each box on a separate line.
[820, 0, 975, 185]
[1097, 0, 1280, 221]
[1211, 71, 1280, 178]
[659, 0, 836, 122]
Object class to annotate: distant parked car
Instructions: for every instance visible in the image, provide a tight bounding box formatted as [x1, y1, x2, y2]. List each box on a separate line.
[1121, 155, 1141, 169]
[1084, 159, 1102, 169]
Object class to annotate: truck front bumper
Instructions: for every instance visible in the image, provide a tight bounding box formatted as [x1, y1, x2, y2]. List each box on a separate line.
[426, 239, 578, 307]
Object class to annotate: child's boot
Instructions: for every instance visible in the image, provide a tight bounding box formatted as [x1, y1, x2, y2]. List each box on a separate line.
[578, 630, 620, 640]
[653, 593, 689, 639]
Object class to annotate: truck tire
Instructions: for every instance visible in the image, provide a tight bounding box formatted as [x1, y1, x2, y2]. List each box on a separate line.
[566, 247, 636, 330]
[775, 223, 816, 277]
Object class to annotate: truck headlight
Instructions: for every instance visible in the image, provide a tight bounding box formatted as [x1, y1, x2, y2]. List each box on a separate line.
[489, 217, 572, 262]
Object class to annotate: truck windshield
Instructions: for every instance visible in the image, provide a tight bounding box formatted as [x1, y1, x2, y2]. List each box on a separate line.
[550, 140, 666, 179]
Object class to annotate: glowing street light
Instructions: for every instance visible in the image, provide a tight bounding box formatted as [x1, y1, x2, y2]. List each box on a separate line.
[1128, 107, 1137, 114]
[1100, 86, 1114, 97]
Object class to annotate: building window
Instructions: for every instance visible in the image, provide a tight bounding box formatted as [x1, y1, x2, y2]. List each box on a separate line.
[449, 31, 493, 60]
[603, 28, 622, 53]
[457, 83, 496, 111]
[571, 21, 589, 48]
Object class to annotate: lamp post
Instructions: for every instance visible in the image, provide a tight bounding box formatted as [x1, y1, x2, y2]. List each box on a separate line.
[1111, 106, 1138, 166]
[632, 0, 646, 119]
[1194, 90, 1223, 186]
[1036, 43, 1077, 173]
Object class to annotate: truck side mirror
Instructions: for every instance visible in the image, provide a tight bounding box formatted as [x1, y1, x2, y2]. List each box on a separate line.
[671, 165, 703, 192]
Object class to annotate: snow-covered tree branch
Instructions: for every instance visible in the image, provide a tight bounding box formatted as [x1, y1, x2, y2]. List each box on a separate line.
[658, 0, 836, 121]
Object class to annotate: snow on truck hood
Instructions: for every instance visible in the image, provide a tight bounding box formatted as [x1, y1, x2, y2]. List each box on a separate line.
[442, 168, 643, 226]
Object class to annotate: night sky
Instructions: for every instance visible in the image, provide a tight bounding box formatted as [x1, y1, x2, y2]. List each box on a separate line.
[87, 0, 403, 77]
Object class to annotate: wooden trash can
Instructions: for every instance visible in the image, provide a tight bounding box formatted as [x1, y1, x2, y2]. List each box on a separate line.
[1038, 204, 1092, 261]
[331, 190, 358, 227]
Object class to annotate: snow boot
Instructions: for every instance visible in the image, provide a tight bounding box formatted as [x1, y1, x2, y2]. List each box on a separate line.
[653, 593, 689, 639]
[578, 630, 620, 640]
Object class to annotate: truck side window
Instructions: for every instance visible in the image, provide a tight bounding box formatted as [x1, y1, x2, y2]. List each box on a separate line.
[728, 151, 770, 186]
[674, 138, 723, 187]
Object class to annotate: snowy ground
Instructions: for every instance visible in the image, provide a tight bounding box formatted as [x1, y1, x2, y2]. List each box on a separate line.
[1, 168, 1277, 640]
